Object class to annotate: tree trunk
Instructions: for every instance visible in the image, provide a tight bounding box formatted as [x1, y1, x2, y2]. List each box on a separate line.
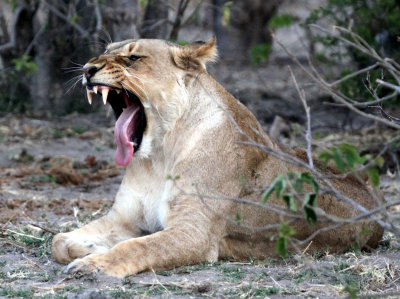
[140, 0, 169, 38]
[213, 0, 281, 64]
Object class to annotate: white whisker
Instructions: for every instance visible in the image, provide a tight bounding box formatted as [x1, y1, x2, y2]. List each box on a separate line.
[65, 74, 84, 95]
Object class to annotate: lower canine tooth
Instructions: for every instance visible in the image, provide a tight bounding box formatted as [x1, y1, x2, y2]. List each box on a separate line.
[102, 87, 109, 105]
[87, 89, 93, 104]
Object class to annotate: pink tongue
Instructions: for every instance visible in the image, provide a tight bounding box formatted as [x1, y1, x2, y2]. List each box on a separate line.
[114, 105, 139, 166]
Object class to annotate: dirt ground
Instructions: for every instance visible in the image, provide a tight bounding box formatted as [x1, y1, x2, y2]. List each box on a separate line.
[0, 112, 399, 299]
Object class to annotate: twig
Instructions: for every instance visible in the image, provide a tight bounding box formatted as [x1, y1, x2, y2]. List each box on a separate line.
[289, 67, 314, 169]
[328, 62, 379, 87]
[169, 0, 190, 40]
[311, 25, 400, 85]
[93, 0, 103, 33]
[41, 0, 89, 38]
[22, 254, 44, 270]
[141, 19, 169, 34]
[272, 31, 400, 130]
[302, 241, 313, 255]
[24, 23, 46, 56]
[374, 105, 400, 124]
[181, 0, 205, 28]
[6, 229, 44, 241]
[0, 5, 27, 53]
[28, 223, 57, 235]
[376, 79, 400, 94]
[358, 291, 400, 299]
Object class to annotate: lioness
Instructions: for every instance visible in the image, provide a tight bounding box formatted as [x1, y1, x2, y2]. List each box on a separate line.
[52, 38, 383, 277]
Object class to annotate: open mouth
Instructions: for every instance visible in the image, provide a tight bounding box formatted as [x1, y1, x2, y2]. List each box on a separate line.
[86, 84, 146, 167]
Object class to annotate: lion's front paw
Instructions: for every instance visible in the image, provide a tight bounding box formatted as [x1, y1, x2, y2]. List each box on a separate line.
[52, 233, 109, 264]
[64, 254, 102, 276]
[64, 253, 128, 278]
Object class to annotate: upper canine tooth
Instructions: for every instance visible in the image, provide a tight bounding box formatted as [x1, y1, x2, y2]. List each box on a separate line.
[86, 89, 93, 105]
[93, 86, 98, 94]
[102, 87, 109, 105]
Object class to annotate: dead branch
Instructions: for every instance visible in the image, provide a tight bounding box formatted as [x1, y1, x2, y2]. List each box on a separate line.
[93, 0, 103, 33]
[328, 62, 379, 87]
[41, 0, 89, 38]
[23, 23, 46, 56]
[180, 0, 205, 28]
[169, 0, 191, 40]
[0, 5, 27, 54]
[289, 67, 314, 169]
[141, 18, 169, 34]
[272, 31, 400, 130]
[376, 79, 400, 94]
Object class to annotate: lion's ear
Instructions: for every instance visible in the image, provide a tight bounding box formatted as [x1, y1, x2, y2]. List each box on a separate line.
[172, 37, 218, 71]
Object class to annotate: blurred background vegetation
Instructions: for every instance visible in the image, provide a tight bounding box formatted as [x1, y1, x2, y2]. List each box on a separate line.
[0, 0, 399, 118]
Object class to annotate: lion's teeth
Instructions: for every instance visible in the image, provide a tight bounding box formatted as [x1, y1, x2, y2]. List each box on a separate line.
[87, 89, 93, 105]
[93, 86, 98, 94]
[116, 89, 121, 94]
[102, 87, 109, 105]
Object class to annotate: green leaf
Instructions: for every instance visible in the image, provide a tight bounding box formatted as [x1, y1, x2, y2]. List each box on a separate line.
[262, 185, 274, 203]
[269, 14, 294, 29]
[375, 156, 384, 168]
[274, 175, 286, 199]
[166, 174, 180, 181]
[332, 147, 346, 172]
[342, 285, 358, 299]
[293, 178, 303, 193]
[287, 172, 296, 180]
[276, 222, 296, 257]
[262, 174, 287, 202]
[222, 1, 233, 26]
[367, 167, 380, 187]
[283, 194, 297, 212]
[304, 206, 317, 224]
[300, 172, 319, 193]
[318, 151, 333, 164]
[339, 144, 360, 170]
[276, 237, 288, 258]
[303, 193, 317, 224]
[235, 213, 242, 222]
[278, 222, 296, 238]
[177, 40, 189, 46]
[303, 193, 317, 207]
[250, 43, 271, 66]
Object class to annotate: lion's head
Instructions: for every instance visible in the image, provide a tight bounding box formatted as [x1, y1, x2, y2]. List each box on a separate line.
[82, 38, 217, 166]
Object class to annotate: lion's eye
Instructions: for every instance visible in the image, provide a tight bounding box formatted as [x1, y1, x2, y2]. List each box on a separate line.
[129, 55, 141, 61]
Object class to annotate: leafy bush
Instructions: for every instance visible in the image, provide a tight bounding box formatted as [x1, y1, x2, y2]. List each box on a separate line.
[0, 55, 37, 113]
[306, 0, 400, 103]
[250, 14, 293, 66]
[307, 0, 400, 62]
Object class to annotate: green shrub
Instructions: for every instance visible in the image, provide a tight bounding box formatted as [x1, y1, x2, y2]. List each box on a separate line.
[306, 0, 400, 104]
[0, 55, 37, 113]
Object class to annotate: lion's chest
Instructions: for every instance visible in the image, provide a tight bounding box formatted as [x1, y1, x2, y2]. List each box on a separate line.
[114, 170, 173, 234]
[139, 179, 172, 234]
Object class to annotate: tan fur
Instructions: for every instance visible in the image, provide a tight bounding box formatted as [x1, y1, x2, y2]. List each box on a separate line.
[52, 38, 383, 277]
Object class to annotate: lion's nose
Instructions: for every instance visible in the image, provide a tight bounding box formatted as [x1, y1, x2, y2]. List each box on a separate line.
[83, 66, 98, 78]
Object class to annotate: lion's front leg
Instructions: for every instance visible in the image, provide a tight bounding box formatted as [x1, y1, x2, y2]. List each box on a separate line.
[52, 211, 138, 264]
[65, 214, 221, 277]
